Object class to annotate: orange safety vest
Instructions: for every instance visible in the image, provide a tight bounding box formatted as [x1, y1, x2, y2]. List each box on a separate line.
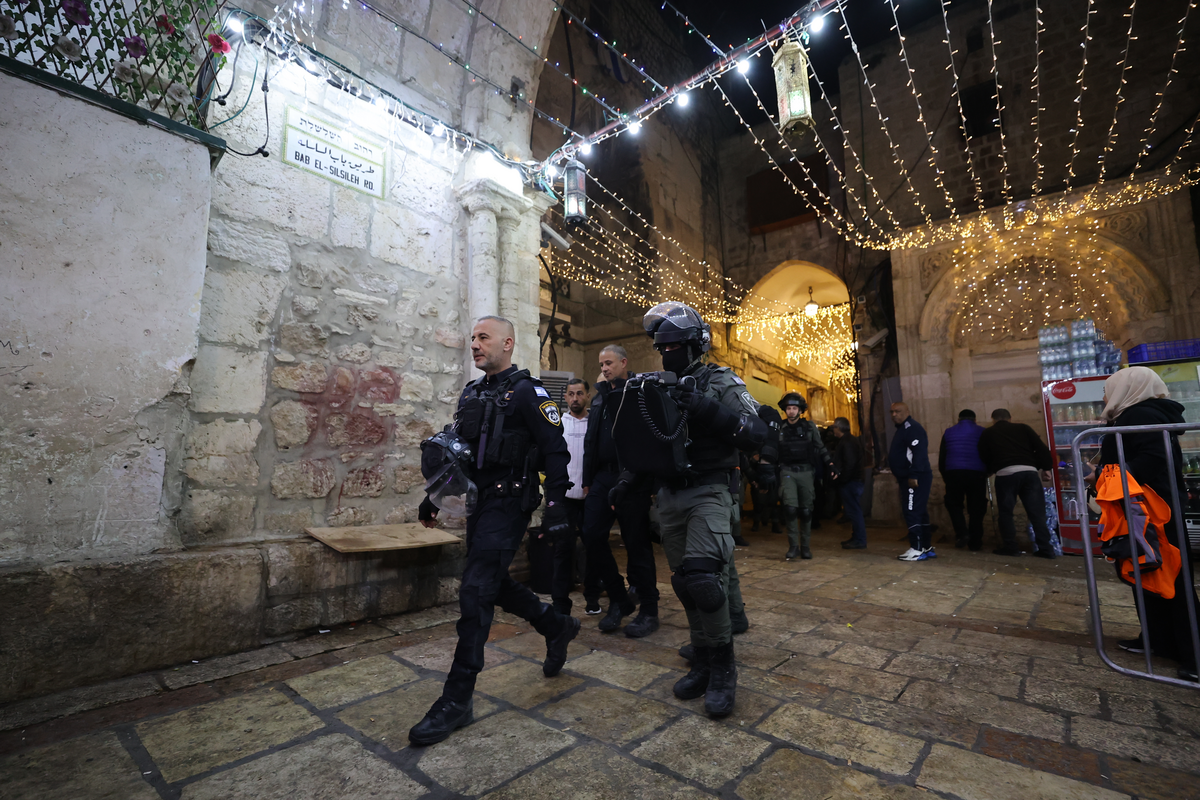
[1094, 464, 1181, 599]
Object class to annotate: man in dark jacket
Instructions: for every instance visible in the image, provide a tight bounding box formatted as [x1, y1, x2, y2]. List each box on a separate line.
[831, 418, 867, 549]
[938, 409, 988, 551]
[977, 408, 1055, 558]
[889, 402, 934, 561]
[581, 345, 660, 637]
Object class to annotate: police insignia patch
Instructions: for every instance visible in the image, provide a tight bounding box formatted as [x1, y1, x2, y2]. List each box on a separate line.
[539, 400, 562, 425]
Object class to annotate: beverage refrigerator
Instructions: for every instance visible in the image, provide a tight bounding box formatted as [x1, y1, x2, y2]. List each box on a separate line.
[1041, 362, 1200, 556]
[1042, 376, 1108, 556]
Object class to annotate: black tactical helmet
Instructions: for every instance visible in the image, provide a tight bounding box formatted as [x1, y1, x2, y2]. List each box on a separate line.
[779, 392, 807, 411]
[642, 301, 711, 352]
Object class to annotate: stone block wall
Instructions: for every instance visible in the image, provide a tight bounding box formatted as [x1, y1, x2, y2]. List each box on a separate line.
[1, 0, 567, 702]
[836, 0, 1200, 226]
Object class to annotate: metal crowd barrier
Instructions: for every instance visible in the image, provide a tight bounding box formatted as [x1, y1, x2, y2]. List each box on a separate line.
[1072, 421, 1200, 689]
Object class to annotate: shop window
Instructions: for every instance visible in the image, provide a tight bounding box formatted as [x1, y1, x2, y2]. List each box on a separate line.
[962, 80, 1000, 139]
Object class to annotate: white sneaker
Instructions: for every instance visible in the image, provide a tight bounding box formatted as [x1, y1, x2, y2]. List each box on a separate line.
[897, 548, 924, 561]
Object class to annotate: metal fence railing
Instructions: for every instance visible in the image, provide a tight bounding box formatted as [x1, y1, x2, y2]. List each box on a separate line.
[1073, 422, 1200, 688]
[1, 0, 227, 128]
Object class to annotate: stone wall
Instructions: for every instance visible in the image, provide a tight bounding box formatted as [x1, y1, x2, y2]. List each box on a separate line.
[836, 0, 1200, 226]
[0, 70, 211, 564]
[1, 0, 565, 703]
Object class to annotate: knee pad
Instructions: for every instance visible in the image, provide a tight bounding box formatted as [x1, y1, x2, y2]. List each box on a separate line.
[798, 506, 812, 521]
[783, 505, 799, 522]
[685, 571, 726, 613]
[671, 571, 696, 610]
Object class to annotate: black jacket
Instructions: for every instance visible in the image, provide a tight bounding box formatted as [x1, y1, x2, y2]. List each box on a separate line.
[977, 420, 1053, 475]
[831, 433, 863, 485]
[582, 371, 631, 487]
[1098, 397, 1187, 507]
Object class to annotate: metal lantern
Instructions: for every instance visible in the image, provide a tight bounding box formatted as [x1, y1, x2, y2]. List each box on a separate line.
[563, 158, 587, 226]
[772, 39, 814, 131]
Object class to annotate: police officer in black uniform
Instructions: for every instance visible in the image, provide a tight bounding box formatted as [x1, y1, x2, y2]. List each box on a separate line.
[778, 392, 836, 560]
[619, 302, 767, 717]
[409, 316, 579, 746]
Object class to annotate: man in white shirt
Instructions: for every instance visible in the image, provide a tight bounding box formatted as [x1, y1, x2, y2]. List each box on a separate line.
[550, 379, 600, 614]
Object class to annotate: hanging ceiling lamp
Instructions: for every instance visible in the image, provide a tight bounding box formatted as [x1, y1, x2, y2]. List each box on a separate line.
[804, 286, 819, 317]
[563, 158, 587, 227]
[772, 37, 814, 131]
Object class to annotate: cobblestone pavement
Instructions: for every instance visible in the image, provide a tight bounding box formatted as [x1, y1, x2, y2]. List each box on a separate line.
[3, 522, 1200, 799]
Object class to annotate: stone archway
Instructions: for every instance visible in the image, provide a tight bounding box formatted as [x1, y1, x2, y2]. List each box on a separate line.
[917, 224, 1170, 350]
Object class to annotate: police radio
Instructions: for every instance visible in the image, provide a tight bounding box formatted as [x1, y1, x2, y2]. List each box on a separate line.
[608, 371, 692, 477]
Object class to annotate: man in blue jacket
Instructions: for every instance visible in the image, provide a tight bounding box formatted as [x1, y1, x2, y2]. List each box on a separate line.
[938, 409, 988, 551]
[889, 402, 934, 561]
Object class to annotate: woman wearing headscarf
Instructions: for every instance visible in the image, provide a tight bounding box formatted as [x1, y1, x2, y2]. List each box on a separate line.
[1097, 366, 1198, 681]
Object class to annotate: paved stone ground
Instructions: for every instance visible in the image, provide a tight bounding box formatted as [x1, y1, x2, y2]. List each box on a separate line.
[3, 521, 1200, 800]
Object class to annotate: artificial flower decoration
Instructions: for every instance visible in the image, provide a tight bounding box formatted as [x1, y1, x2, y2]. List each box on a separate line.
[53, 34, 82, 61]
[166, 82, 191, 105]
[0, 14, 17, 40]
[61, 0, 90, 27]
[112, 58, 139, 83]
[155, 14, 175, 35]
[123, 34, 147, 58]
[207, 33, 230, 54]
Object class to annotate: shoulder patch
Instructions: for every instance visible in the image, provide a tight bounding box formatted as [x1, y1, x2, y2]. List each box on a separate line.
[731, 374, 746, 385]
[539, 400, 562, 426]
[534, 386, 550, 398]
[904, 420, 911, 429]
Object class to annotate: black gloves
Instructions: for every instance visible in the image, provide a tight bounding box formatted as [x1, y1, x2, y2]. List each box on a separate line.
[543, 501, 570, 538]
[672, 381, 719, 422]
[418, 496, 438, 521]
[608, 470, 636, 508]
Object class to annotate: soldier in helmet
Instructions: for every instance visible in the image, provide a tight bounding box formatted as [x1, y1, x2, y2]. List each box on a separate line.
[777, 392, 837, 560]
[620, 301, 767, 717]
[409, 316, 579, 745]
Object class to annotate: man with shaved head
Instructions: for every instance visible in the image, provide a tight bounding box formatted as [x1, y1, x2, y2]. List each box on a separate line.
[888, 402, 934, 561]
[410, 315, 578, 745]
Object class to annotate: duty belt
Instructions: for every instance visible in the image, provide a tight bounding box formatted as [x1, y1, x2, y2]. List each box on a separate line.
[659, 470, 734, 491]
[484, 478, 527, 498]
[781, 463, 814, 472]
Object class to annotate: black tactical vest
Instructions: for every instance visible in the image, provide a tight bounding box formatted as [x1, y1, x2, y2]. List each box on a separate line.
[779, 419, 816, 467]
[454, 370, 534, 473]
[682, 365, 740, 474]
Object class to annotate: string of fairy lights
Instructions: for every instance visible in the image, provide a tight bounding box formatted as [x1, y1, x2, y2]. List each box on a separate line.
[254, 0, 1200, 380]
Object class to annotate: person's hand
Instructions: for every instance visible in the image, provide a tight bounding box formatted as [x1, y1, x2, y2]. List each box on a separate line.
[583, 486, 590, 498]
[907, 478, 919, 489]
[418, 496, 439, 528]
[543, 501, 570, 538]
[1040, 469, 1053, 484]
[672, 381, 716, 418]
[829, 469, 840, 482]
[609, 471, 634, 509]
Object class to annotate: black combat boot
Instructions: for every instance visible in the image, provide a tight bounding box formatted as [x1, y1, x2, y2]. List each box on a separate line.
[705, 640, 737, 717]
[785, 545, 800, 560]
[408, 697, 474, 745]
[624, 612, 660, 638]
[598, 600, 636, 632]
[543, 616, 581, 677]
[801, 546, 813, 559]
[678, 644, 695, 662]
[730, 607, 749, 634]
[673, 645, 711, 699]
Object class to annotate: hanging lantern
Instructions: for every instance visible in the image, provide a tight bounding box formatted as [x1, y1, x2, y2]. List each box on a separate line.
[804, 286, 819, 317]
[563, 158, 587, 227]
[772, 38, 814, 131]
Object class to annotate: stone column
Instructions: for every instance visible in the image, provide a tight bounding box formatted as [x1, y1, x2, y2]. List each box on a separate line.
[460, 191, 500, 327]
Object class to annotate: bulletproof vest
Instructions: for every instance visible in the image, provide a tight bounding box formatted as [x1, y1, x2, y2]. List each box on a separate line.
[454, 370, 535, 473]
[681, 366, 739, 474]
[779, 419, 816, 466]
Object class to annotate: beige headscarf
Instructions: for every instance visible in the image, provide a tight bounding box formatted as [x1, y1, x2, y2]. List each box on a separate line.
[1101, 366, 1169, 421]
